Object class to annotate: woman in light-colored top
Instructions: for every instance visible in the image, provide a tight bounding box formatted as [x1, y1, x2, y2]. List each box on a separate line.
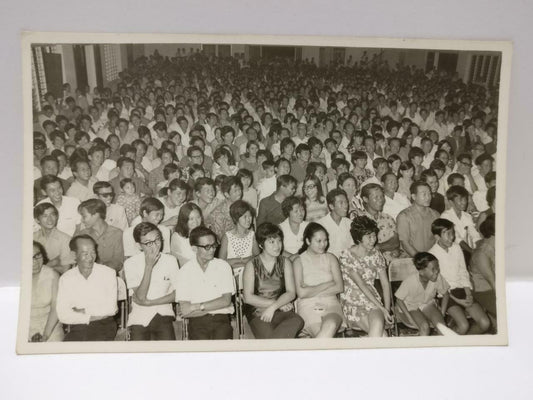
[471, 214, 496, 320]
[237, 168, 258, 210]
[219, 200, 260, 288]
[170, 203, 203, 267]
[293, 223, 344, 338]
[30, 241, 63, 342]
[279, 196, 309, 261]
[238, 140, 260, 174]
[302, 175, 328, 222]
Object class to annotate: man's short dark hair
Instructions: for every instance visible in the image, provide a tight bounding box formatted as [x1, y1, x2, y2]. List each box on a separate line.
[40, 155, 59, 168]
[281, 196, 305, 218]
[446, 173, 465, 186]
[69, 234, 97, 252]
[33, 202, 58, 220]
[189, 226, 217, 247]
[78, 199, 107, 220]
[93, 181, 113, 194]
[431, 218, 455, 236]
[326, 188, 347, 207]
[360, 183, 383, 200]
[194, 177, 215, 193]
[410, 181, 430, 195]
[446, 185, 469, 201]
[117, 156, 135, 169]
[133, 221, 161, 244]
[276, 174, 297, 190]
[140, 197, 164, 216]
[413, 252, 438, 271]
[40, 174, 61, 192]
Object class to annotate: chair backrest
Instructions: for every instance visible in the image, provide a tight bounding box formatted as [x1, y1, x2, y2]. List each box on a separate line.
[388, 258, 417, 293]
[388, 258, 417, 283]
[234, 266, 245, 291]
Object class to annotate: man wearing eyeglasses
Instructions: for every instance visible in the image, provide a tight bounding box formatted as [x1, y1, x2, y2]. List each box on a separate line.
[124, 222, 180, 341]
[175, 226, 236, 340]
[93, 181, 128, 231]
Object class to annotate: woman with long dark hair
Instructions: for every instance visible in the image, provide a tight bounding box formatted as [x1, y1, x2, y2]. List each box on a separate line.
[293, 223, 344, 338]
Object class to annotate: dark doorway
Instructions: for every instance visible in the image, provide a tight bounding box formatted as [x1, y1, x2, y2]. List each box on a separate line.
[218, 45, 231, 58]
[73, 45, 88, 90]
[42, 52, 63, 99]
[126, 44, 134, 67]
[203, 44, 216, 56]
[261, 46, 295, 59]
[438, 52, 459, 75]
[426, 52, 435, 72]
[249, 45, 261, 60]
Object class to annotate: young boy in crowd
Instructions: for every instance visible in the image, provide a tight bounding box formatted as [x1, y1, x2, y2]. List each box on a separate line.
[395, 252, 450, 336]
[441, 185, 482, 255]
[429, 218, 490, 335]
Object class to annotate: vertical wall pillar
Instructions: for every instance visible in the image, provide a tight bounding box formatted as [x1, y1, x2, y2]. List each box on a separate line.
[85, 45, 97, 90]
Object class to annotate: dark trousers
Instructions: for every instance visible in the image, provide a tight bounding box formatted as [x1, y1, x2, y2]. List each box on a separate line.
[188, 314, 233, 340]
[64, 316, 117, 341]
[248, 310, 304, 339]
[129, 314, 176, 341]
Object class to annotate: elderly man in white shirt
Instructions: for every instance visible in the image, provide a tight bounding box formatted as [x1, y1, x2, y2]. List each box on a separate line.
[56, 235, 118, 341]
[124, 222, 180, 340]
[317, 189, 354, 258]
[175, 226, 235, 340]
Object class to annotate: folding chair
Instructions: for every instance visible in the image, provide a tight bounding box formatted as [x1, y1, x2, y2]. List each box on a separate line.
[116, 276, 129, 341]
[233, 266, 245, 339]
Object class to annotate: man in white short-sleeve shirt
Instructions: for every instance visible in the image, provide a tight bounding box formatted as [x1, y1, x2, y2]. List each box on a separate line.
[176, 226, 235, 340]
[124, 222, 180, 340]
[56, 235, 118, 341]
[318, 189, 354, 258]
[122, 198, 171, 257]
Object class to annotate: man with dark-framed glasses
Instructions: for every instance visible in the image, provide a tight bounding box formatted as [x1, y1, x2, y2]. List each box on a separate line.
[176, 226, 235, 340]
[124, 222, 180, 341]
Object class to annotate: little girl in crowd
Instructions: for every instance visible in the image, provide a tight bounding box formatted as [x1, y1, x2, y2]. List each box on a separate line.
[116, 178, 141, 225]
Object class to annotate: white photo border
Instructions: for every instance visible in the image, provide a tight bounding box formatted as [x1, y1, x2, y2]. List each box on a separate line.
[17, 31, 511, 355]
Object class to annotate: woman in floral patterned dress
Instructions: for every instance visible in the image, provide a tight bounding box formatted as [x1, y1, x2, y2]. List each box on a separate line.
[339, 215, 394, 337]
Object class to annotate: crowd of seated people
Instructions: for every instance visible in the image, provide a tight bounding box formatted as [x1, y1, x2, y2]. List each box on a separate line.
[29, 49, 498, 341]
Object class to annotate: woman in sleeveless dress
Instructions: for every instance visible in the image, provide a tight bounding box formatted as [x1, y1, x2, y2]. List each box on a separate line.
[243, 223, 304, 339]
[30, 241, 63, 342]
[339, 216, 393, 337]
[219, 200, 260, 288]
[293, 223, 345, 338]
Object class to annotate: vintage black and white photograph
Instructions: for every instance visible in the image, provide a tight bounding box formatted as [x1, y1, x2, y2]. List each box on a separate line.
[17, 33, 510, 354]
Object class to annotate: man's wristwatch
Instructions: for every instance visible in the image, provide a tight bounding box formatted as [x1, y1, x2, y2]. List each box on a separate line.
[199, 303, 205, 312]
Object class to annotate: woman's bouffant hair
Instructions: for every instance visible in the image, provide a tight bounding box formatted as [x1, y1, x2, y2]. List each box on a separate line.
[349, 215, 379, 245]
